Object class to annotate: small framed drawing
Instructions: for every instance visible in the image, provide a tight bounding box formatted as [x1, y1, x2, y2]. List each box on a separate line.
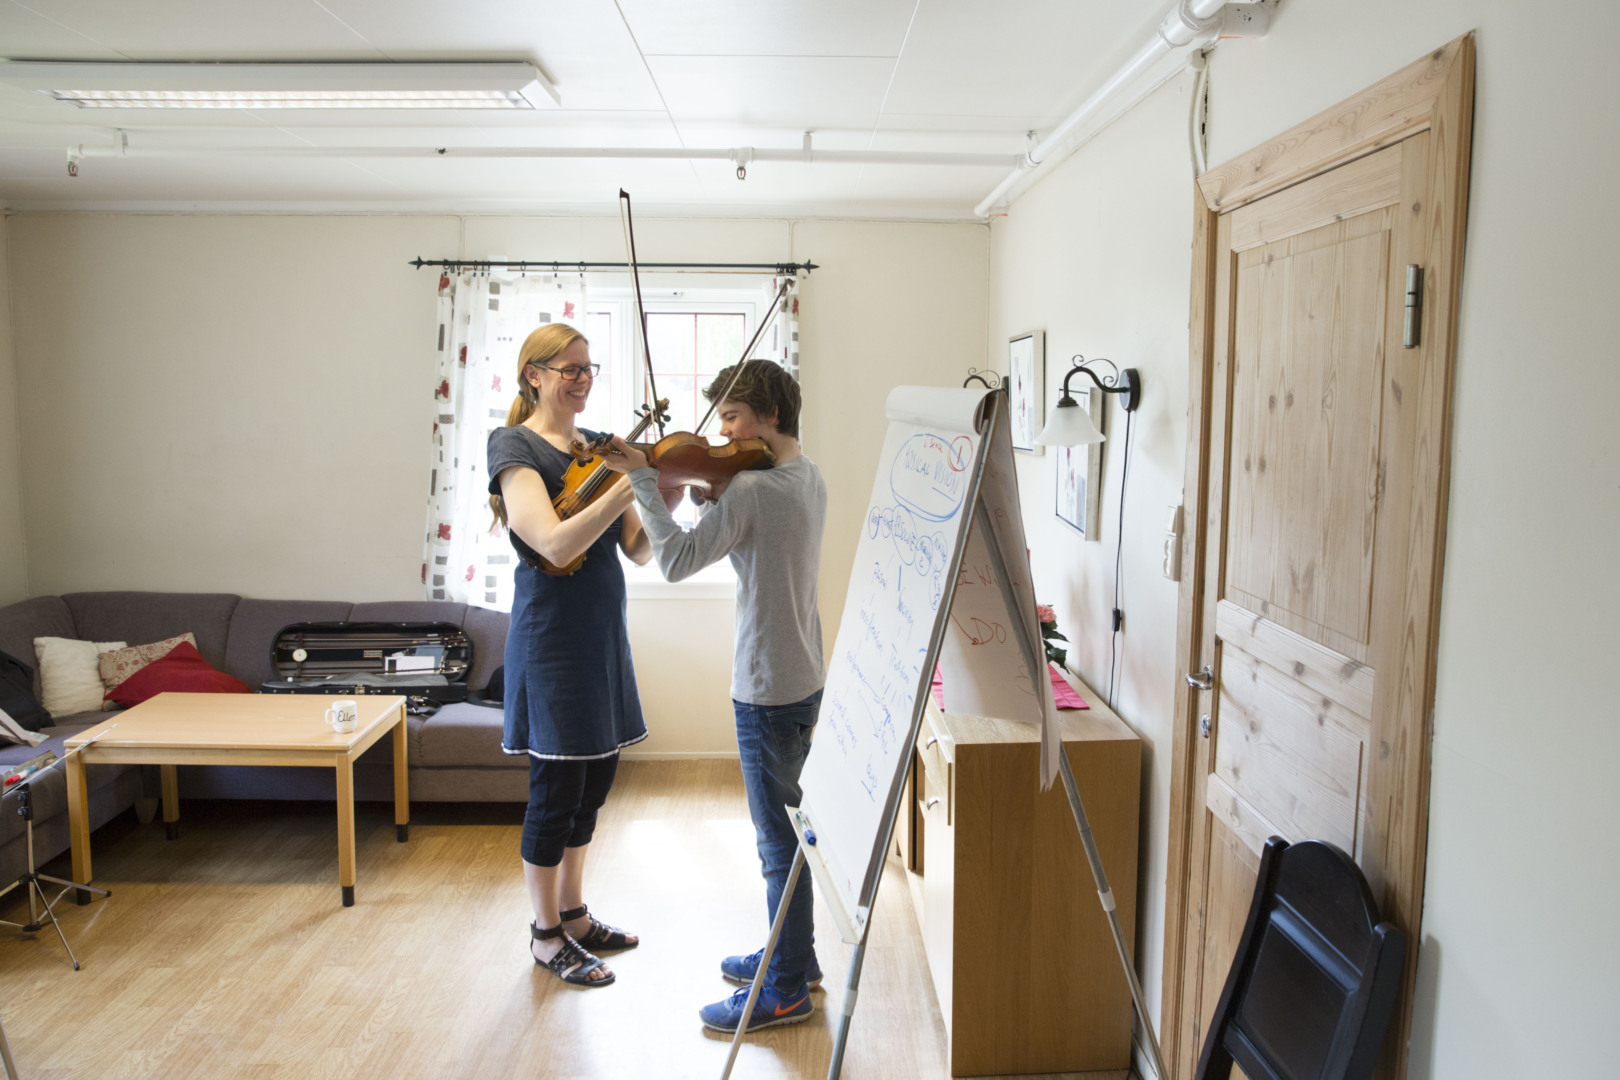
[1008, 330, 1044, 454]
[1055, 388, 1105, 538]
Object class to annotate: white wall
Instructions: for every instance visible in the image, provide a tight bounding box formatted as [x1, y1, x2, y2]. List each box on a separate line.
[992, 4, 1620, 1078]
[0, 214, 25, 605]
[0, 212, 25, 605]
[794, 219, 991, 638]
[6, 213, 455, 601]
[3, 212, 986, 757]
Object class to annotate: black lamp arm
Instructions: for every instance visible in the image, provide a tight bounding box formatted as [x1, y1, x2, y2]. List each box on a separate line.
[1058, 359, 1141, 413]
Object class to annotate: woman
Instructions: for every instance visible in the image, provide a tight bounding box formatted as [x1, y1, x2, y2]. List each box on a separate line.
[488, 323, 651, 988]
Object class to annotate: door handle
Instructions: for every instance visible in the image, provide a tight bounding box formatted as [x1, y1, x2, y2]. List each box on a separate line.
[1185, 665, 1214, 691]
[925, 797, 941, 810]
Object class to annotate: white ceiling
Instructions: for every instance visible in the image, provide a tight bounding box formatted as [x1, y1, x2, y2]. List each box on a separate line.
[0, 0, 1173, 219]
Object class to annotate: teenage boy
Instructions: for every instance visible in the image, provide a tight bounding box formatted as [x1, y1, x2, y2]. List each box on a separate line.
[602, 358, 827, 1032]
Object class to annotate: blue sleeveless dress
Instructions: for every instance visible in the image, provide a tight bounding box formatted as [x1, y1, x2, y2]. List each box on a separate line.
[487, 425, 647, 760]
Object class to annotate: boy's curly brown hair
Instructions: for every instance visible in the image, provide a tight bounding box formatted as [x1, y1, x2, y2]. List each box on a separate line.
[703, 359, 801, 439]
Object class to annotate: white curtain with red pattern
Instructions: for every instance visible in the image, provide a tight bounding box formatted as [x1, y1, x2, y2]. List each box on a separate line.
[422, 270, 588, 610]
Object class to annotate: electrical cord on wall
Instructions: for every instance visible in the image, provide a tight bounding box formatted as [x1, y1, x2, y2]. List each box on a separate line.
[1107, 406, 1135, 711]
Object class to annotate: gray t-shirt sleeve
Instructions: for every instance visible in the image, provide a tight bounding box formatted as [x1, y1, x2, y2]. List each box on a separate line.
[627, 468, 748, 582]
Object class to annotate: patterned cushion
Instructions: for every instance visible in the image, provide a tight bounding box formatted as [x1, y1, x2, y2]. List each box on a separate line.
[98, 634, 198, 695]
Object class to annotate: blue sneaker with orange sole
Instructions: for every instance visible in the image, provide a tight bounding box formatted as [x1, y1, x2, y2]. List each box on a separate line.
[720, 948, 823, 989]
[698, 984, 814, 1033]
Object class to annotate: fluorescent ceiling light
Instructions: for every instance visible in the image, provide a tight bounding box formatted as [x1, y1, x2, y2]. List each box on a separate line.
[0, 61, 559, 109]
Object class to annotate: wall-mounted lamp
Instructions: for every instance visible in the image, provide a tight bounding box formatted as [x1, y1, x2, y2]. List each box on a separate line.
[1034, 356, 1141, 446]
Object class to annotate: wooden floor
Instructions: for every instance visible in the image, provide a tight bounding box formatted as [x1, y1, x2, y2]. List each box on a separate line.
[0, 761, 1129, 1080]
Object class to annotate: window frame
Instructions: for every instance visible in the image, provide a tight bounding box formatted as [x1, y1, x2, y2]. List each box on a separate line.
[586, 286, 768, 595]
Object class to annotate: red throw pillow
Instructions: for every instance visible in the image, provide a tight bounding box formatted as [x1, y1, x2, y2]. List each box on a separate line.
[105, 641, 251, 708]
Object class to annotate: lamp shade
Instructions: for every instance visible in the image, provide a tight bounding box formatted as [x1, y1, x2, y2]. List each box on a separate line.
[1034, 398, 1105, 446]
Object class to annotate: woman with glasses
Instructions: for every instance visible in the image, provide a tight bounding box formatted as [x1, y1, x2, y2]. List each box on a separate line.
[487, 322, 651, 988]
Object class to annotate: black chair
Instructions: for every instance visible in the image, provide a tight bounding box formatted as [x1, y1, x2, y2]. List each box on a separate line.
[1194, 837, 1407, 1080]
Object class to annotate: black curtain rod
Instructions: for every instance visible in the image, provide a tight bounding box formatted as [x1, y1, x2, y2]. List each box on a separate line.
[410, 257, 818, 275]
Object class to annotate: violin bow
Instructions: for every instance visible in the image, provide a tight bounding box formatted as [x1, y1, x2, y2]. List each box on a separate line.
[618, 189, 666, 439]
[693, 278, 794, 436]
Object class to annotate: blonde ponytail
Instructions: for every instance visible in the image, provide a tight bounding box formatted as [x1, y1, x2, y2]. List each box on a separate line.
[489, 323, 589, 528]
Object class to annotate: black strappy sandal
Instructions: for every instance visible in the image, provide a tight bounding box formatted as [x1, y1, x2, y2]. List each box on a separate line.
[559, 904, 639, 952]
[531, 922, 615, 987]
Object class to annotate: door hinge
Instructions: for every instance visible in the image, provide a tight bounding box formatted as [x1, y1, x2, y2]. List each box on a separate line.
[1403, 264, 1423, 348]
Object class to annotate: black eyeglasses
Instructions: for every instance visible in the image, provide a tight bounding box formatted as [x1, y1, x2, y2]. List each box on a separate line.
[530, 362, 600, 382]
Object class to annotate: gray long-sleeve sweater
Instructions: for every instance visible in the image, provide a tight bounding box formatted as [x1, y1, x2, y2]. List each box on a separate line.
[628, 457, 827, 707]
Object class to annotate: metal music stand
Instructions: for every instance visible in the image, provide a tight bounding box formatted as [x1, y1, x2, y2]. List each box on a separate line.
[0, 728, 117, 970]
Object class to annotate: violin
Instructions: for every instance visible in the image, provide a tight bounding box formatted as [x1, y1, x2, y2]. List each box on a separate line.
[542, 399, 673, 577]
[545, 402, 774, 576]
[620, 430, 774, 505]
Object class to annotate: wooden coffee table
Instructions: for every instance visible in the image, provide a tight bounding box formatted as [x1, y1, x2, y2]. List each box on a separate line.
[63, 692, 409, 907]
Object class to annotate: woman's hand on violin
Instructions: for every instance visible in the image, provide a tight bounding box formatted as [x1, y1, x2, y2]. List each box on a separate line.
[600, 436, 649, 474]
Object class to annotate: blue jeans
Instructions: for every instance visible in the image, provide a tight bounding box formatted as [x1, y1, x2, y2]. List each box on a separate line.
[734, 689, 822, 994]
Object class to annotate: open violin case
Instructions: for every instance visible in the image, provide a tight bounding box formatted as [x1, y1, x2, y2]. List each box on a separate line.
[259, 621, 472, 714]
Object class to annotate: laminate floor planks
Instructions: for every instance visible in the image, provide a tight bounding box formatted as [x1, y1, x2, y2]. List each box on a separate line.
[0, 761, 1126, 1080]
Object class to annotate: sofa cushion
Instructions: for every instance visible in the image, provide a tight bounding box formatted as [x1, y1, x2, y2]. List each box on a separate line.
[0, 649, 51, 732]
[63, 592, 240, 672]
[415, 701, 520, 768]
[106, 641, 252, 707]
[34, 636, 126, 717]
[224, 599, 353, 687]
[349, 601, 469, 625]
[462, 606, 510, 692]
[99, 633, 198, 693]
[0, 597, 77, 698]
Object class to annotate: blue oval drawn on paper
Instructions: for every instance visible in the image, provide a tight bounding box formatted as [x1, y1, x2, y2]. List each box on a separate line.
[889, 434, 971, 522]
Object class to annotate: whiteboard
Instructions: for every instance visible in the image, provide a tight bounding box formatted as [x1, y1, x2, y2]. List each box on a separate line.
[797, 386, 1054, 942]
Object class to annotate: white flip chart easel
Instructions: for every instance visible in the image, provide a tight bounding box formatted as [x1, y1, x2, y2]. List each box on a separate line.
[720, 386, 1167, 1080]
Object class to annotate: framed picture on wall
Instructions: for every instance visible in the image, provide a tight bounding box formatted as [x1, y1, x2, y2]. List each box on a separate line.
[1055, 388, 1105, 538]
[1008, 330, 1044, 454]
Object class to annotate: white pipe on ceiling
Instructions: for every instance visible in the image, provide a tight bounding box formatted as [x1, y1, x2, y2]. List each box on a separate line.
[66, 139, 1020, 170]
[972, 0, 1228, 218]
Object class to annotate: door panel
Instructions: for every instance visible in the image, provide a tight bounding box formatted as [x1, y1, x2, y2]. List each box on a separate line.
[1224, 196, 1394, 661]
[1214, 638, 1366, 854]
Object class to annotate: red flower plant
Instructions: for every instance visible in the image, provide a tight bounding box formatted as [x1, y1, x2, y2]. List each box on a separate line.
[1038, 603, 1067, 667]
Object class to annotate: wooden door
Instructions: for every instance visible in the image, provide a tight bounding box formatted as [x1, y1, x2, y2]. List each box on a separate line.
[1160, 37, 1474, 1080]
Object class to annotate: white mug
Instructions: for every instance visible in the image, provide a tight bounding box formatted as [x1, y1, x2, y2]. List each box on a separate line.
[325, 699, 358, 733]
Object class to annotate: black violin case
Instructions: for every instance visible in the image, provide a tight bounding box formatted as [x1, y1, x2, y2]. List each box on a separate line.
[259, 622, 472, 713]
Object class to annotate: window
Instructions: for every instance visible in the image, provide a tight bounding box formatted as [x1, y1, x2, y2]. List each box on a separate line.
[585, 286, 775, 591]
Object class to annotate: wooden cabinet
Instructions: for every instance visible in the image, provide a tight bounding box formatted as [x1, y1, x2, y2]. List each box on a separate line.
[899, 673, 1142, 1077]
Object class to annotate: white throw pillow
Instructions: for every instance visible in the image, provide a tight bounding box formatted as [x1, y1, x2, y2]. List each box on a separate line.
[33, 637, 128, 718]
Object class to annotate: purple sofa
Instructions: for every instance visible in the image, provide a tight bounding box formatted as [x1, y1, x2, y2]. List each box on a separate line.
[0, 592, 520, 891]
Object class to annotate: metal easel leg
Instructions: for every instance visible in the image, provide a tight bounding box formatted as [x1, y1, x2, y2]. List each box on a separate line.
[719, 846, 806, 1080]
[0, 1010, 20, 1080]
[824, 934, 866, 1080]
[1057, 750, 1169, 1080]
